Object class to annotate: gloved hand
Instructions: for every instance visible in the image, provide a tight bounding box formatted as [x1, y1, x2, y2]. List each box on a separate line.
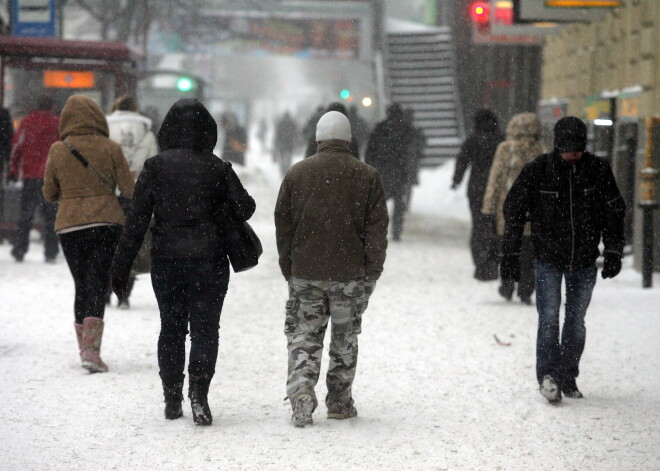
[110, 265, 129, 300]
[500, 254, 521, 282]
[6, 174, 17, 183]
[601, 253, 622, 279]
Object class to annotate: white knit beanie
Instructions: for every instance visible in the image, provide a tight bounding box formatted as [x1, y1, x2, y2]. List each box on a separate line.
[316, 111, 352, 142]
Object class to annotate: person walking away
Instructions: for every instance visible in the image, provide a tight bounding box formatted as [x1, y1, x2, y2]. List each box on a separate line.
[273, 112, 298, 177]
[452, 109, 503, 280]
[365, 103, 416, 241]
[275, 111, 389, 427]
[500, 116, 625, 403]
[402, 108, 425, 208]
[8, 95, 60, 262]
[348, 105, 370, 154]
[43, 95, 135, 373]
[304, 103, 360, 159]
[482, 113, 543, 305]
[110, 99, 255, 425]
[106, 95, 159, 309]
[220, 111, 248, 166]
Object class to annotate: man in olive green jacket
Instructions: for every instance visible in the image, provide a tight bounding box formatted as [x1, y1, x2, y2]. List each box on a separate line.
[275, 111, 389, 427]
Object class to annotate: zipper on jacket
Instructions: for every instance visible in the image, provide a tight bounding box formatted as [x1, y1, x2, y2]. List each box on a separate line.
[569, 165, 575, 270]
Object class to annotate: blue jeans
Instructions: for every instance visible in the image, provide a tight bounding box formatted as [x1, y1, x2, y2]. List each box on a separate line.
[151, 257, 230, 386]
[535, 261, 597, 384]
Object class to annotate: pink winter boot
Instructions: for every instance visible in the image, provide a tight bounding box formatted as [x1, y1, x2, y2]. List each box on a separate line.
[81, 317, 108, 373]
[74, 323, 83, 361]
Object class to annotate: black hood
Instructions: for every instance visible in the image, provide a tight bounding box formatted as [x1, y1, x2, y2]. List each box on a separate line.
[158, 99, 217, 152]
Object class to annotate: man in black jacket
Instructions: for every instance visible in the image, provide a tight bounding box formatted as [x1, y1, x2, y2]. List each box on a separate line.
[452, 109, 503, 280]
[501, 116, 625, 403]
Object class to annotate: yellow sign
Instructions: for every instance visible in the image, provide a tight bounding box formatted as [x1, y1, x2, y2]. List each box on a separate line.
[585, 97, 612, 121]
[43, 70, 95, 89]
[618, 96, 640, 119]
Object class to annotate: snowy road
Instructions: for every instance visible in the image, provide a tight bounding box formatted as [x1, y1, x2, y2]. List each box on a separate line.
[1, 160, 659, 471]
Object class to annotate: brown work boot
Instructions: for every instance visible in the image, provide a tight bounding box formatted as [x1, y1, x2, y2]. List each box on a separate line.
[81, 317, 108, 373]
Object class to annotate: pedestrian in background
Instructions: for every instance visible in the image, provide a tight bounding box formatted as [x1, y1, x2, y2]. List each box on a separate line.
[452, 109, 503, 281]
[8, 94, 60, 263]
[365, 103, 416, 241]
[106, 95, 159, 309]
[220, 111, 247, 166]
[111, 99, 255, 426]
[275, 111, 388, 427]
[501, 116, 625, 403]
[482, 112, 543, 305]
[43, 95, 134, 373]
[273, 112, 298, 177]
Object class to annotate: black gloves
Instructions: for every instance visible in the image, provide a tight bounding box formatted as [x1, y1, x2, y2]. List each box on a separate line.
[500, 254, 521, 281]
[110, 264, 129, 300]
[601, 253, 622, 279]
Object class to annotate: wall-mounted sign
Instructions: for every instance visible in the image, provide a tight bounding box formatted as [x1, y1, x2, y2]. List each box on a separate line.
[539, 99, 569, 123]
[618, 93, 640, 120]
[11, 0, 55, 37]
[585, 96, 613, 121]
[545, 1, 622, 7]
[44, 70, 95, 89]
[514, 0, 606, 23]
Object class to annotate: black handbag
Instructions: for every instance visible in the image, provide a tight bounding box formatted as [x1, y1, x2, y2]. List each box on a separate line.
[225, 220, 262, 272]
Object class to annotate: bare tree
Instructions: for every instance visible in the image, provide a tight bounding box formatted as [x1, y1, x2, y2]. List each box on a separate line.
[69, 0, 208, 45]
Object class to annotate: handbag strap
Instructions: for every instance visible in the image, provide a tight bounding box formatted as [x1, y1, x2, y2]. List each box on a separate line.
[63, 139, 115, 192]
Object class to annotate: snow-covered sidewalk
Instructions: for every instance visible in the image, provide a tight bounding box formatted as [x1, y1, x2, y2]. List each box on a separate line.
[1, 160, 658, 471]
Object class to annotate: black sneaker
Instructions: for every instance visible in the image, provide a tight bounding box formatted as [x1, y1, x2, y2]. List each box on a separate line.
[540, 375, 562, 403]
[562, 379, 584, 399]
[292, 394, 314, 427]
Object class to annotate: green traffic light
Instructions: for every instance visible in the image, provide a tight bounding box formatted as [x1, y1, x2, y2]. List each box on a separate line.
[177, 77, 193, 92]
[340, 89, 350, 100]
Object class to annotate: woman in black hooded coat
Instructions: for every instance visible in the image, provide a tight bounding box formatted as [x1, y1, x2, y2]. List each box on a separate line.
[110, 99, 255, 425]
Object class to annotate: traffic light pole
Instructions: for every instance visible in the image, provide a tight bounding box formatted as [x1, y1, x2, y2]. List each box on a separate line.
[638, 117, 660, 288]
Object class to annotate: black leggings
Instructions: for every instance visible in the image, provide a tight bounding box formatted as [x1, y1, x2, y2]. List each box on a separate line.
[59, 226, 121, 324]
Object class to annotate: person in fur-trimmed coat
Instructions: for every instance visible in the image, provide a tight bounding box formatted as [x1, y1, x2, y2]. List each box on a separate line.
[482, 112, 544, 305]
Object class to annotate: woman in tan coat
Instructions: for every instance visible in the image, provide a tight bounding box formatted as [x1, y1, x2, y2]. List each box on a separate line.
[43, 95, 134, 373]
[482, 112, 543, 304]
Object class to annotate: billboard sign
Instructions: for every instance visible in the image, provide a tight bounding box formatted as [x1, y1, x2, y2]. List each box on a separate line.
[157, 15, 361, 60]
[513, 0, 606, 23]
[11, 0, 56, 37]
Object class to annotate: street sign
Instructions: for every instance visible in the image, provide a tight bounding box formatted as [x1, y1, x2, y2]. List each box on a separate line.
[43, 70, 95, 89]
[11, 0, 55, 38]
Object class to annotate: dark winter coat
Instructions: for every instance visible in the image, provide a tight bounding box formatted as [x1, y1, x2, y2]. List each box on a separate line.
[10, 109, 60, 179]
[0, 109, 13, 172]
[453, 126, 503, 204]
[111, 99, 255, 280]
[365, 116, 416, 198]
[502, 151, 625, 270]
[275, 139, 389, 282]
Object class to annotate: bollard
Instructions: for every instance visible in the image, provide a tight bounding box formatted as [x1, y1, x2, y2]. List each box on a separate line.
[638, 117, 659, 288]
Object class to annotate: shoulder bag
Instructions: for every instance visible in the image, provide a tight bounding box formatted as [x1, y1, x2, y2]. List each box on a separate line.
[216, 201, 262, 273]
[64, 139, 152, 275]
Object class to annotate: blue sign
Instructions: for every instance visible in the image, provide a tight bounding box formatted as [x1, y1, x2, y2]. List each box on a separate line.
[12, 0, 56, 37]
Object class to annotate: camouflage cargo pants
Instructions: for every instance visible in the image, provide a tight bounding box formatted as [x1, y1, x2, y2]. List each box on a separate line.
[285, 277, 375, 412]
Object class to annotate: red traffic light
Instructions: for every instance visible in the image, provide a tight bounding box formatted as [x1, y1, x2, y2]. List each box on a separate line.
[470, 1, 489, 22]
[470, 1, 490, 32]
